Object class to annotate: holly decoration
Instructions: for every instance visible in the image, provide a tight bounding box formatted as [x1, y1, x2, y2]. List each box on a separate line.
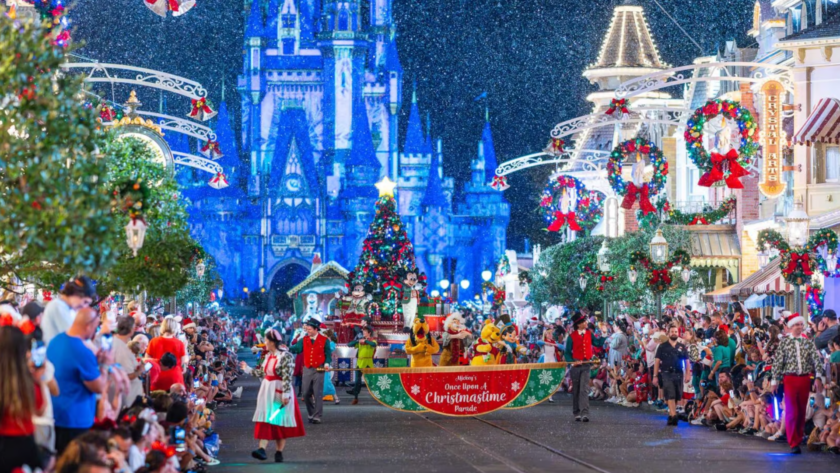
[607, 137, 668, 215]
[543, 138, 566, 157]
[605, 98, 630, 116]
[348, 192, 424, 320]
[540, 175, 603, 234]
[629, 249, 691, 294]
[684, 99, 758, 188]
[579, 257, 613, 292]
[806, 283, 824, 318]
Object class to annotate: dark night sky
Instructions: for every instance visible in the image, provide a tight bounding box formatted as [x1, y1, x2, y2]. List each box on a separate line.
[70, 0, 754, 250]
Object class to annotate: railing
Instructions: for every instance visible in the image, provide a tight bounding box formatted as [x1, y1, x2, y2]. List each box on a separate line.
[670, 200, 736, 225]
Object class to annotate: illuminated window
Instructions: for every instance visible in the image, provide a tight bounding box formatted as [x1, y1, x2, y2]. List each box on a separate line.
[281, 14, 295, 29]
[827, 146, 839, 181]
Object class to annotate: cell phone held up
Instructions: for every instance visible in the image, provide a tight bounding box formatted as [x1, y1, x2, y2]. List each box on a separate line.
[169, 426, 186, 452]
[31, 340, 46, 369]
[100, 333, 113, 352]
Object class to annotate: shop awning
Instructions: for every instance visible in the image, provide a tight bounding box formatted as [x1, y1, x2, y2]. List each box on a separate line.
[705, 285, 736, 303]
[793, 97, 840, 145]
[729, 258, 793, 298]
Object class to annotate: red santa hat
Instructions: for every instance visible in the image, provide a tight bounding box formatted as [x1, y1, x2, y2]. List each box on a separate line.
[785, 312, 805, 328]
[183, 318, 196, 330]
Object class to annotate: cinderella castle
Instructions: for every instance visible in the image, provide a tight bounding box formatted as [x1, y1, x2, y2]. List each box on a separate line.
[177, 0, 509, 308]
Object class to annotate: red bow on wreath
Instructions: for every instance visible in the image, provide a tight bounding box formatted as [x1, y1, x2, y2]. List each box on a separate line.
[689, 216, 709, 225]
[606, 98, 629, 116]
[697, 149, 747, 189]
[547, 211, 581, 232]
[649, 269, 672, 286]
[621, 182, 656, 215]
[785, 253, 813, 277]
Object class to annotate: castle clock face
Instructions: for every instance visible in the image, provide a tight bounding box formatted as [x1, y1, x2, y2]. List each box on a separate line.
[285, 175, 302, 192]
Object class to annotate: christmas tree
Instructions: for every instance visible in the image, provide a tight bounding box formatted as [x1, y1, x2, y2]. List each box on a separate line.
[347, 177, 423, 320]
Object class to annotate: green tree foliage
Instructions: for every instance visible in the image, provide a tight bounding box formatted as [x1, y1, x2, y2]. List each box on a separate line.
[176, 253, 222, 311]
[530, 227, 709, 315]
[0, 15, 119, 286]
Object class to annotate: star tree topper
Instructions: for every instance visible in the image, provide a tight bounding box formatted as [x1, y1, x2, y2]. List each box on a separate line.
[375, 177, 398, 197]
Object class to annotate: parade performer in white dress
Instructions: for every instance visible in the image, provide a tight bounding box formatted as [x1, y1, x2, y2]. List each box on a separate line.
[240, 329, 305, 463]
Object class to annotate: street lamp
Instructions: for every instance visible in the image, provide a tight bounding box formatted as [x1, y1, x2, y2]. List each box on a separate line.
[597, 240, 611, 320]
[650, 229, 669, 264]
[217, 288, 224, 299]
[481, 270, 492, 282]
[757, 249, 770, 268]
[431, 290, 440, 298]
[125, 219, 148, 257]
[440, 279, 450, 290]
[460, 280, 470, 290]
[681, 266, 692, 283]
[786, 199, 810, 313]
[628, 267, 638, 284]
[650, 229, 669, 321]
[579, 274, 587, 291]
[196, 260, 206, 278]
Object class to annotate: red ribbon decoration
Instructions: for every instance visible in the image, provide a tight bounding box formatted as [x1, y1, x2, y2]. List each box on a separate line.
[168, 0, 181, 12]
[688, 216, 709, 225]
[649, 269, 672, 286]
[697, 149, 747, 188]
[621, 182, 656, 215]
[605, 98, 629, 116]
[189, 98, 213, 117]
[201, 140, 222, 156]
[547, 211, 582, 232]
[550, 138, 565, 154]
[785, 252, 813, 277]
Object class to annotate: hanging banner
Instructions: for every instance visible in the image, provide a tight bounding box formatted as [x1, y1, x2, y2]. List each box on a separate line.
[758, 80, 787, 198]
[363, 362, 568, 416]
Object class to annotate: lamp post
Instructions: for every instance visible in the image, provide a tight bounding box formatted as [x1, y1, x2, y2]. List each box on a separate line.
[786, 199, 810, 314]
[650, 229, 669, 321]
[578, 274, 587, 291]
[597, 240, 611, 320]
[481, 270, 492, 282]
[196, 260, 206, 279]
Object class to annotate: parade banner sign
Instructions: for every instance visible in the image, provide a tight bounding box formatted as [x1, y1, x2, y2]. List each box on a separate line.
[363, 362, 567, 416]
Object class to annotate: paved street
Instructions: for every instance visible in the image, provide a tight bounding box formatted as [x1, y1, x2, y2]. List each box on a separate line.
[215, 353, 838, 473]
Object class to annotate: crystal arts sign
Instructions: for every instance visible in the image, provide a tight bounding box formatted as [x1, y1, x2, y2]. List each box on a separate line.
[759, 80, 786, 198]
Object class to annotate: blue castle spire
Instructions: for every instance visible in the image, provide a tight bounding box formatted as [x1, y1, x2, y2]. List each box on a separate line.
[423, 112, 434, 154]
[245, 0, 264, 38]
[385, 36, 402, 73]
[421, 146, 446, 209]
[404, 85, 424, 154]
[346, 94, 381, 174]
[214, 101, 240, 180]
[481, 107, 498, 183]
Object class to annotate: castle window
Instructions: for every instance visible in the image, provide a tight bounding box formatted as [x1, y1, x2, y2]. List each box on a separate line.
[338, 9, 349, 30]
[806, 0, 817, 27]
[790, 4, 803, 33]
[824, 0, 840, 20]
[281, 14, 295, 29]
[282, 38, 295, 55]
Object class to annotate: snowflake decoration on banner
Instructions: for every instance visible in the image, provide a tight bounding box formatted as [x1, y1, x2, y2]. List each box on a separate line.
[338, 361, 349, 369]
[511, 381, 521, 391]
[538, 370, 554, 385]
[376, 376, 393, 391]
[393, 400, 405, 409]
[370, 390, 380, 399]
[411, 385, 421, 396]
[525, 395, 538, 405]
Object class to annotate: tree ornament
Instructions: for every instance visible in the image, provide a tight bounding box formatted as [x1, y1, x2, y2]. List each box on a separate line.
[605, 98, 630, 117]
[490, 175, 509, 191]
[543, 138, 566, 157]
[144, 0, 196, 18]
[200, 140, 223, 159]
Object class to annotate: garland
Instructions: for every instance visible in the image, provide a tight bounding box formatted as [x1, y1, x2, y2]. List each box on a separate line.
[539, 175, 603, 233]
[629, 249, 691, 294]
[806, 284, 824, 318]
[606, 137, 668, 215]
[578, 258, 613, 292]
[114, 179, 149, 221]
[638, 196, 737, 229]
[684, 99, 758, 189]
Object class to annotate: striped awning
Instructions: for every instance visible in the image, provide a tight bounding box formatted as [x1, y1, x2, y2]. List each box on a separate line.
[734, 258, 793, 297]
[793, 98, 840, 145]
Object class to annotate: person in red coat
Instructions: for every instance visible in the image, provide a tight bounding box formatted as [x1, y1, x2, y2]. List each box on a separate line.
[563, 313, 605, 422]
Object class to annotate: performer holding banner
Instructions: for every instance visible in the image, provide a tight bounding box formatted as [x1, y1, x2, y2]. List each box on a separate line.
[290, 318, 334, 424]
[239, 329, 305, 463]
[564, 313, 605, 422]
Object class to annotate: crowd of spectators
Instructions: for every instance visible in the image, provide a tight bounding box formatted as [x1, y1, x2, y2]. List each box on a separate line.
[0, 276, 248, 473]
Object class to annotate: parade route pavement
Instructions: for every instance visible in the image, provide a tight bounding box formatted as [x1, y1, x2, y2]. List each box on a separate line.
[214, 352, 838, 473]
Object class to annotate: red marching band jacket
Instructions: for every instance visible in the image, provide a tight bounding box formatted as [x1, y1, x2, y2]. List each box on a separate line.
[303, 334, 327, 368]
[570, 330, 594, 361]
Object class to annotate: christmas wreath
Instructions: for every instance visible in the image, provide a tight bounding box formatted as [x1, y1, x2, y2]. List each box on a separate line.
[807, 229, 839, 276]
[806, 284, 824, 318]
[606, 137, 668, 215]
[482, 282, 506, 310]
[539, 175, 603, 233]
[755, 228, 839, 285]
[629, 248, 690, 294]
[684, 99, 758, 189]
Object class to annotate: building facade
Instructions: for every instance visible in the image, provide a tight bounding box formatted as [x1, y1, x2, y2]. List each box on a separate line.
[181, 0, 509, 306]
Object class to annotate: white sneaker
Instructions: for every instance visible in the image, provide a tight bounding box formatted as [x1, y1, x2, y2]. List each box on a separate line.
[767, 432, 782, 441]
[233, 386, 243, 399]
[690, 417, 704, 426]
[606, 397, 616, 403]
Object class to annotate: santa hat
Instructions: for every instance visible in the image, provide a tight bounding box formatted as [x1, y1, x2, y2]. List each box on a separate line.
[183, 318, 196, 330]
[785, 312, 805, 328]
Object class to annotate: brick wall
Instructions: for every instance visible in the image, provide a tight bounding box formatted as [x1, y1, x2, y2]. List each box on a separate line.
[623, 204, 639, 233]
